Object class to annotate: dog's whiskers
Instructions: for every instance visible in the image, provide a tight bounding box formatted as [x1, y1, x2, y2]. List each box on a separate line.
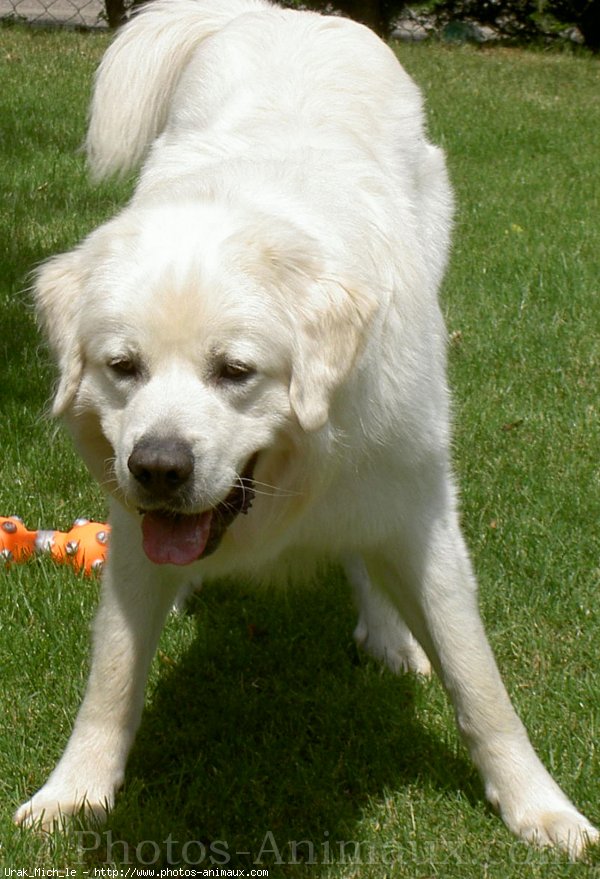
[234, 475, 300, 500]
[98, 457, 119, 493]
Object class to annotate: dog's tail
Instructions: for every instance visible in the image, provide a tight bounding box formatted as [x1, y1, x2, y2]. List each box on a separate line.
[86, 0, 267, 179]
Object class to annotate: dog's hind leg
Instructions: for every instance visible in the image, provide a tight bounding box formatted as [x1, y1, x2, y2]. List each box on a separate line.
[344, 554, 431, 677]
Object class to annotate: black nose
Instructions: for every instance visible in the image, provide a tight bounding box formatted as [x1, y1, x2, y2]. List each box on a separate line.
[128, 436, 194, 498]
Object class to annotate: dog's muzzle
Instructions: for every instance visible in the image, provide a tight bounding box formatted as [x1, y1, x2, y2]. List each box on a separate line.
[127, 436, 257, 565]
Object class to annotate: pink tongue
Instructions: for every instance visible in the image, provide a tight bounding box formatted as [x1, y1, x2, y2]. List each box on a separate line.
[142, 511, 212, 565]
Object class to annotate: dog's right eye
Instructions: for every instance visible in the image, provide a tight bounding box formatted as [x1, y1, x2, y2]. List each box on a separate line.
[107, 358, 140, 379]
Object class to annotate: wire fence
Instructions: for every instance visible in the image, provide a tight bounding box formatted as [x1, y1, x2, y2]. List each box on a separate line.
[0, 0, 589, 45]
[0, 0, 430, 34]
[0, 0, 111, 28]
[0, 0, 437, 34]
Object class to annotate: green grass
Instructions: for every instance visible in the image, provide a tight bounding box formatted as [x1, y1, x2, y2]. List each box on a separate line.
[1, 24, 599, 876]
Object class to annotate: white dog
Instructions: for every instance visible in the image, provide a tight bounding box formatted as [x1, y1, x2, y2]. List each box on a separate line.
[15, 0, 597, 856]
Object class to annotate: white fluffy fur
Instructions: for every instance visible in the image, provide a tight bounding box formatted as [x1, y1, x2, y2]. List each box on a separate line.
[16, 0, 597, 857]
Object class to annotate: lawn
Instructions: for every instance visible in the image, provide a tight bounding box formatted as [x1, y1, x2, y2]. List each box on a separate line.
[0, 22, 598, 878]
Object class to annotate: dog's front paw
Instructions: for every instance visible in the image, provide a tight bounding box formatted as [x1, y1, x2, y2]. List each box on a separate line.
[14, 778, 115, 831]
[492, 783, 599, 859]
[512, 806, 598, 860]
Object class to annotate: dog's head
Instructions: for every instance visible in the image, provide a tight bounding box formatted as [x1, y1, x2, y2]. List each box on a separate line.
[34, 203, 375, 564]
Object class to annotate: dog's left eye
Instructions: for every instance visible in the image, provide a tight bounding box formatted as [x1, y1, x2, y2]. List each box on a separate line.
[217, 360, 256, 383]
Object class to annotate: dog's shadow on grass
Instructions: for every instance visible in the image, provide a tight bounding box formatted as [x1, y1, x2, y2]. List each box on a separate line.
[99, 572, 477, 869]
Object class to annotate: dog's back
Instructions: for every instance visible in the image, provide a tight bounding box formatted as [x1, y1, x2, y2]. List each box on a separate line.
[89, 0, 421, 176]
[87, 0, 452, 289]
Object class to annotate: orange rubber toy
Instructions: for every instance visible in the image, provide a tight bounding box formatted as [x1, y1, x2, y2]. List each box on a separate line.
[0, 516, 110, 575]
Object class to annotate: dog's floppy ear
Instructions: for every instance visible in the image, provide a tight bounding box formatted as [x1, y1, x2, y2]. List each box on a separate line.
[289, 278, 376, 432]
[34, 249, 85, 417]
[233, 216, 377, 432]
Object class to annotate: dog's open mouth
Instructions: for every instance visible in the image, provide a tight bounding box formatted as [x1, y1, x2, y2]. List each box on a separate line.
[140, 455, 257, 565]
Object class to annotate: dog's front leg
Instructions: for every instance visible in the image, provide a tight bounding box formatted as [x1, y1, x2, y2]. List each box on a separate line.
[366, 508, 598, 858]
[15, 504, 182, 829]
